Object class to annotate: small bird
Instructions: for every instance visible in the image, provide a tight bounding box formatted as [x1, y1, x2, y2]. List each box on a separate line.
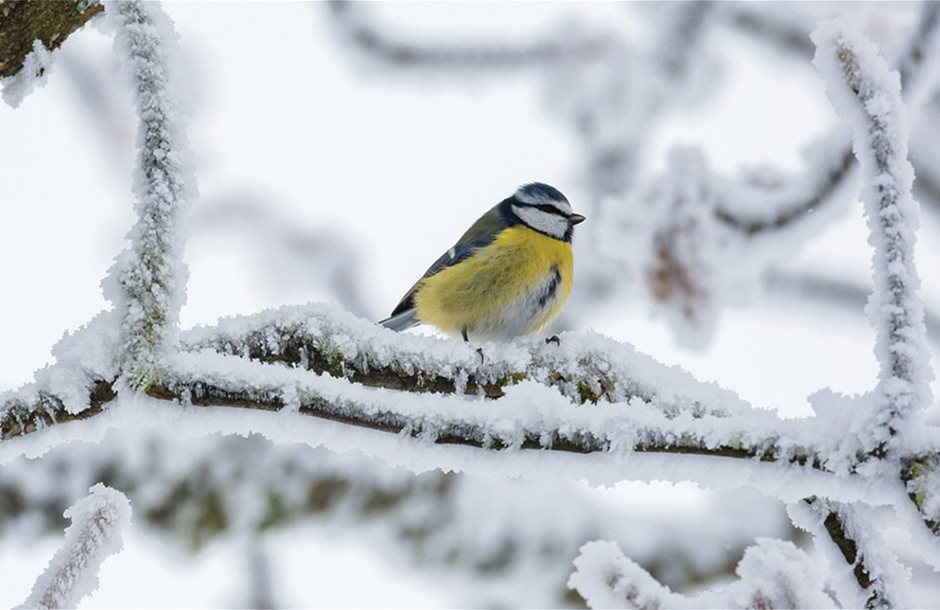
[379, 183, 585, 342]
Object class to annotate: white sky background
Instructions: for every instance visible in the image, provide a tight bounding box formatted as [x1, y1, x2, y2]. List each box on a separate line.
[1, 1, 939, 607]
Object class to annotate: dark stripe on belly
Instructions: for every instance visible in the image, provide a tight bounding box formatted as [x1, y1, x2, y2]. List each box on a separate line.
[537, 265, 561, 308]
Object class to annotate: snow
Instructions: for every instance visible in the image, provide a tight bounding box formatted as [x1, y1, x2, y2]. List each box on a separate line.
[787, 499, 913, 609]
[568, 537, 835, 609]
[103, 0, 196, 390]
[1, 40, 52, 109]
[181, 301, 761, 417]
[569, 539, 680, 609]
[17, 484, 131, 610]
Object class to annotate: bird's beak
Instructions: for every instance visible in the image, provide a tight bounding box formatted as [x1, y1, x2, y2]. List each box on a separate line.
[568, 213, 586, 225]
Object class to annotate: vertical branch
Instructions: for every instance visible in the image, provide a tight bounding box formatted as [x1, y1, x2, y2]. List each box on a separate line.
[17, 484, 132, 610]
[106, 0, 195, 390]
[811, 21, 933, 454]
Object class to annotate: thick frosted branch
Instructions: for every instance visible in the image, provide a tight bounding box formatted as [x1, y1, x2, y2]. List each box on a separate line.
[0, 381, 113, 440]
[813, 21, 933, 453]
[180, 303, 753, 416]
[17, 484, 131, 610]
[326, 0, 612, 70]
[789, 499, 910, 609]
[0, 304, 824, 475]
[152, 347, 832, 471]
[4, 303, 932, 488]
[568, 538, 835, 609]
[105, 0, 195, 390]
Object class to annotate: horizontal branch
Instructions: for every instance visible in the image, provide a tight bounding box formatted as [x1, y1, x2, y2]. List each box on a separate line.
[151, 367, 811, 468]
[1, 305, 930, 517]
[0, 380, 113, 440]
[327, 0, 613, 70]
[179, 304, 754, 417]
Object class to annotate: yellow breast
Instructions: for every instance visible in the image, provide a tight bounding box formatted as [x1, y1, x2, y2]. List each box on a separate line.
[413, 225, 574, 338]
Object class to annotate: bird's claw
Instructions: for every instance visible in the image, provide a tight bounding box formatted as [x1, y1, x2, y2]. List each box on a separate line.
[545, 335, 560, 346]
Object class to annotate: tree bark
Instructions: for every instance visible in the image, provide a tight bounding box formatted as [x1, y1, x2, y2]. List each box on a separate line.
[0, 0, 103, 78]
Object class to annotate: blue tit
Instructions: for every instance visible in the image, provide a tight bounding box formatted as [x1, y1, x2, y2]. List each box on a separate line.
[379, 183, 586, 341]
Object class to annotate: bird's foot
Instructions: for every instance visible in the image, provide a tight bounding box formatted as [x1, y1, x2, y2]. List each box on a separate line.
[545, 335, 560, 346]
[476, 347, 485, 365]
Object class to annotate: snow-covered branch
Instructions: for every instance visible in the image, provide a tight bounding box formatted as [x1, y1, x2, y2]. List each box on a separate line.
[17, 484, 131, 610]
[0, 303, 822, 475]
[180, 303, 751, 414]
[105, 0, 195, 390]
[568, 538, 835, 609]
[0, 380, 112, 440]
[1, 300, 933, 496]
[150, 347, 835, 472]
[813, 20, 933, 454]
[789, 499, 910, 609]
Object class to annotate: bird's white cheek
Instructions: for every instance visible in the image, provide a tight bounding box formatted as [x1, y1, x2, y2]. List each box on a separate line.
[511, 205, 568, 239]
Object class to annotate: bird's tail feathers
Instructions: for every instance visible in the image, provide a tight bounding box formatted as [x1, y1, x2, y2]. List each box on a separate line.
[379, 309, 420, 332]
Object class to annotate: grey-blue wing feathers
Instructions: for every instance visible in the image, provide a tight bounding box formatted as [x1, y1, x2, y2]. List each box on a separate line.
[379, 204, 510, 330]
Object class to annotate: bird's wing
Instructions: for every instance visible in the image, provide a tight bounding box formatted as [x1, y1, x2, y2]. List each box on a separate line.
[388, 205, 509, 317]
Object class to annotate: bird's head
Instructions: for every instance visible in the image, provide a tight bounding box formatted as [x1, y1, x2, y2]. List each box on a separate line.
[508, 183, 585, 242]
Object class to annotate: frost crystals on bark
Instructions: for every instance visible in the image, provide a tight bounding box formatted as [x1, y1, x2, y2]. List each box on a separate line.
[105, 0, 195, 391]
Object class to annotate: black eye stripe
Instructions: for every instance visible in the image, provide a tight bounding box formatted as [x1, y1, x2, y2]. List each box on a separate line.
[532, 203, 568, 216]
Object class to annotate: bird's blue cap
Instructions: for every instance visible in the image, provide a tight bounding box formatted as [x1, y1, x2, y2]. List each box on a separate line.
[515, 183, 569, 205]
